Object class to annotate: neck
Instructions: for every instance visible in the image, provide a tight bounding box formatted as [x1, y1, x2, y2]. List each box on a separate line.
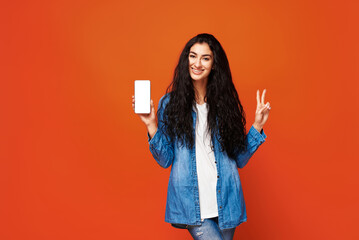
[193, 78, 208, 105]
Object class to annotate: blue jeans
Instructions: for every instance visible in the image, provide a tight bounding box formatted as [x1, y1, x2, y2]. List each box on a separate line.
[187, 217, 236, 240]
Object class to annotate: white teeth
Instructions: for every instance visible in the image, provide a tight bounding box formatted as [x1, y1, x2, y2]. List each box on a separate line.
[192, 68, 203, 73]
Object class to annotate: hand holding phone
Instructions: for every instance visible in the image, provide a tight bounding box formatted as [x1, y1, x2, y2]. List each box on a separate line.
[132, 80, 157, 138]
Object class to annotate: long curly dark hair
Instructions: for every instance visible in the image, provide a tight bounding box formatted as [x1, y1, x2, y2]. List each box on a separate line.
[160, 33, 247, 159]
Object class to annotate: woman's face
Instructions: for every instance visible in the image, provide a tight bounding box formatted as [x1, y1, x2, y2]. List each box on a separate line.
[188, 42, 214, 82]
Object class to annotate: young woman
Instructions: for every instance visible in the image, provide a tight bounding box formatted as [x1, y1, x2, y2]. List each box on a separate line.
[132, 33, 271, 240]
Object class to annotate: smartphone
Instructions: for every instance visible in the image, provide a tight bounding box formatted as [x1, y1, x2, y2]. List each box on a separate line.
[134, 80, 151, 114]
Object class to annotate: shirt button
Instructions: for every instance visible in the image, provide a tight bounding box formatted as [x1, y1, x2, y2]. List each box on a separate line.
[220, 206, 222, 209]
[218, 190, 221, 193]
[215, 161, 217, 164]
[217, 175, 219, 178]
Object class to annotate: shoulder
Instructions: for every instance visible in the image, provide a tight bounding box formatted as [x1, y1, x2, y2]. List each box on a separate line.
[157, 93, 171, 123]
[159, 93, 171, 108]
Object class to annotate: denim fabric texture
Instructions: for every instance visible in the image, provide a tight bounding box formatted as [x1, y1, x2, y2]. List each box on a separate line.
[187, 217, 235, 240]
[148, 94, 267, 230]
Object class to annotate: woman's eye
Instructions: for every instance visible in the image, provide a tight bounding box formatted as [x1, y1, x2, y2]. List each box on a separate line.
[189, 55, 195, 58]
[203, 57, 210, 61]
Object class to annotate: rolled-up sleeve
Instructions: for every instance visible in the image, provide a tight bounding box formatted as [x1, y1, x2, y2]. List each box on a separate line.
[235, 125, 267, 168]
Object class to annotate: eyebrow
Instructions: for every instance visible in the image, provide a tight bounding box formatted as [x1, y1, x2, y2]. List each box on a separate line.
[189, 51, 212, 57]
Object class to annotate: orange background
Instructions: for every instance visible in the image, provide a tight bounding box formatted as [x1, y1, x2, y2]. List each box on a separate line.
[1, 0, 358, 239]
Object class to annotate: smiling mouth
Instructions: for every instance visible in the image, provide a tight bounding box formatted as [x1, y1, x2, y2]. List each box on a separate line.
[191, 67, 204, 75]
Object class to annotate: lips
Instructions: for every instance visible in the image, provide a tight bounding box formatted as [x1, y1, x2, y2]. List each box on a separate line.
[191, 67, 204, 75]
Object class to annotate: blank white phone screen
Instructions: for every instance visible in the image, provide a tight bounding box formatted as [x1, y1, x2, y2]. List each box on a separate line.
[134, 80, 151, 114]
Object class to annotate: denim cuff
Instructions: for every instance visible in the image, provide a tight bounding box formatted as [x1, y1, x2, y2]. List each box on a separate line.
[147, 129, 160, 145]
[248, 125, 267, 144]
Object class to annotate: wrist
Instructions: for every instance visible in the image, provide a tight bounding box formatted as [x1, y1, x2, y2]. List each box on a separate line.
[252, 123, 263, 133]
[145, 120, 157, 128]
[147, 123, 158, 139]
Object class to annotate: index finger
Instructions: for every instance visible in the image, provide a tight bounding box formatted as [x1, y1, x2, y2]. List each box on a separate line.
[261, 89, 266, 105]
[256, 90, 260, 105]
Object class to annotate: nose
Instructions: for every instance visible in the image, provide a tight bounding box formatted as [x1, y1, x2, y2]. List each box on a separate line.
[194, 58, 202, 68]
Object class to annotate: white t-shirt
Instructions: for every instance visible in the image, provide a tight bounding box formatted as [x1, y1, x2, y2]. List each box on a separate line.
[195, 102, 219, 219]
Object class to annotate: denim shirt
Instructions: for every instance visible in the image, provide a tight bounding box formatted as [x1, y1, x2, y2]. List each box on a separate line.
[148, 94, 267, 230]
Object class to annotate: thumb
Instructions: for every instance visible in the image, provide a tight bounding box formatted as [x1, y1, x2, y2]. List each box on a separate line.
[151, 100, 155, 112]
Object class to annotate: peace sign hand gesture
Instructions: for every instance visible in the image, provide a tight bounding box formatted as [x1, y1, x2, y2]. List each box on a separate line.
[253, 89, 271, 133]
